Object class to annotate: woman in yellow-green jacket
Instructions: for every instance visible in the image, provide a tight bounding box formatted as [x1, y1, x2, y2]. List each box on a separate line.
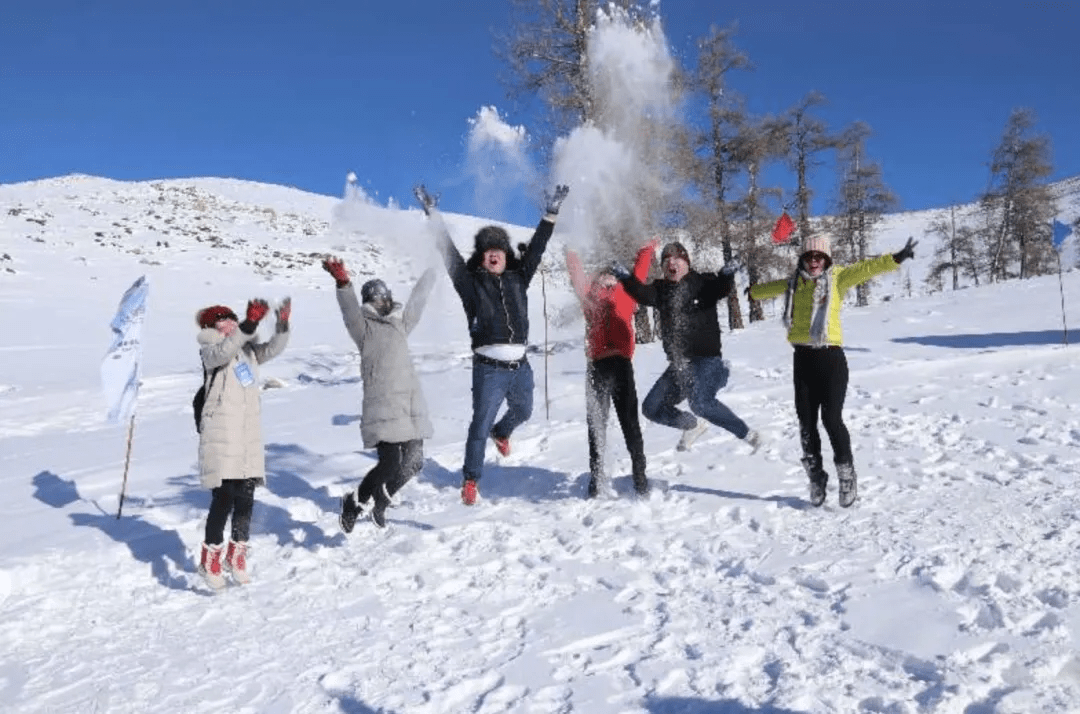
[748, 234, 916, 508]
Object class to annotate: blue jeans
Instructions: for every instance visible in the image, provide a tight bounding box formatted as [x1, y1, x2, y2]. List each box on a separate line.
[463, 357, 534, 481]
[642, 357, 749, 439]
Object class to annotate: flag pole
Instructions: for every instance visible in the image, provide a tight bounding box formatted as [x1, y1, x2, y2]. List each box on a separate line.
[541, 264, 550, 420]
[116, 412, 137, 518]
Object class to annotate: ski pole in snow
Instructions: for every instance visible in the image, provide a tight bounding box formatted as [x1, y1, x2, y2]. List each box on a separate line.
[1055, 247, 1069, 347]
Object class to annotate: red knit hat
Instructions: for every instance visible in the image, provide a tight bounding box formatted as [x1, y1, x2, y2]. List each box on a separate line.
[196, 305, 238, 328]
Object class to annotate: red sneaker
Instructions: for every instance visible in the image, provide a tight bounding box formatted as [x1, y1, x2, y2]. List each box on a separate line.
[492, 434, 511, 457]
[461, 479, 478, 506]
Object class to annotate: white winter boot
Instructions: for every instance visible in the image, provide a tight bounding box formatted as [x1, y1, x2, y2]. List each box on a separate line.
[676, 421, 708, 452]
[225, 540, 251, 585]
[199, 542, 227, 591]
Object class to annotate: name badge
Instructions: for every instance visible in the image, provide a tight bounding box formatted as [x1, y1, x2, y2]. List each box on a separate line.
[234, 362, 255, 387]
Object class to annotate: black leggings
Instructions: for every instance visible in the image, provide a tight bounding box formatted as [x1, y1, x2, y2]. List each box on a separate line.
[205, 478, 258, 545]
[793, 346, 853, 465]
[586, 356, 646, 480]
[356, 439, 424, 503]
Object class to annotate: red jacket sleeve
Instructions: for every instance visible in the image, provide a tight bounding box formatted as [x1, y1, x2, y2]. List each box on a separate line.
[565, 249, 590, 303]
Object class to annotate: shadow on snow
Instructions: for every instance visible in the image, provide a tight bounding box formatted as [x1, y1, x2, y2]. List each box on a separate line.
[643, 696, 808, 713]
[421, 457, 575, 503]
[892, 329, 1066, 349]
[670, 483, 808, 509]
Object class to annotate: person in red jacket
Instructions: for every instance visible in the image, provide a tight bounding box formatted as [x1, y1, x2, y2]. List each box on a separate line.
[565, 239, 658, 497]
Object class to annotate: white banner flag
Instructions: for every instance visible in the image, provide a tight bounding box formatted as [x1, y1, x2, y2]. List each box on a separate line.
[101, 276, 149, 424]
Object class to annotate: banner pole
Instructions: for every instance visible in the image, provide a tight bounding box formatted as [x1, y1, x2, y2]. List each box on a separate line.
[116, 413, 136, 519]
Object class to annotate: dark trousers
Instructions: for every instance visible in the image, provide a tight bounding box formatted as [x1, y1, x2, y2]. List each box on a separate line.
[464, 357, 534, 481]
[356, 439, 424, 503]
[586, 356, 646, 482]
[205, 478, 257, 545]
[793, 346, 852, 465]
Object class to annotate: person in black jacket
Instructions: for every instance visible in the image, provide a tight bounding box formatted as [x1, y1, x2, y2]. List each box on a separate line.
[414, 183, 569, 505]
[616, 240, 761, 453]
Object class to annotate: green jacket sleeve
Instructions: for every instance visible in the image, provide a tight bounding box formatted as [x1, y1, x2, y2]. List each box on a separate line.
[835, 255, 899, 294]
[749, 278, 788, 301]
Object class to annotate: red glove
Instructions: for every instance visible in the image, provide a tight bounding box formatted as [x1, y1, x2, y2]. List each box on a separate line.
[322, 257, 350, 287]
[246, 299, 270, 323]
[275, 297, 291, 323]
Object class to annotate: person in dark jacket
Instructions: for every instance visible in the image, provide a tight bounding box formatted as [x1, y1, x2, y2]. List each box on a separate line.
[414, 183, 568, 505]
[322, 256, 436, 530]
[566, 239, 657, 498]
[616, 240, 761, 453]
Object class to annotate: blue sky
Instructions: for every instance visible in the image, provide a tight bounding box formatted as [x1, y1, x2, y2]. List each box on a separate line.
[2, 1, 1077, 226]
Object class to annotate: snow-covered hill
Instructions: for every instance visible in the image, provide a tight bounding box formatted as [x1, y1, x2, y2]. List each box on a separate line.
[2, 174, 1080, 712]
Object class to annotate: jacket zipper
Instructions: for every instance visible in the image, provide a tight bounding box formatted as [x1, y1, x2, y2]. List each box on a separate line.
[498, 275, 515, 342]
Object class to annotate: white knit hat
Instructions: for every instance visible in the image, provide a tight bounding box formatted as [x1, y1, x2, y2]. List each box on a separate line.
[802, 234, 831, 258]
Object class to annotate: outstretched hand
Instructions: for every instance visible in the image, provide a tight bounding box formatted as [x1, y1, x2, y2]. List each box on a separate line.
[246, 299, 270, 323]
[322, 257, 350, 287]
[275, 297, 291, 323]
[544, 184, 570, 216]
[413, 184, 438, 216]
[610, 261, 631, 281]
[893, 237, 918, 264]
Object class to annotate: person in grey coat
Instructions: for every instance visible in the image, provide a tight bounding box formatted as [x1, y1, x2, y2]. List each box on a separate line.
[323, 256, 436, 530]
[195, 297, 290, 590]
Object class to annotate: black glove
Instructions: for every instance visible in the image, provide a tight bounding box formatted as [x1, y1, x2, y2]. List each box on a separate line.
[544, 185, 570, 216]
[893, 237, 917, 264]
[413, 184, 438, 216]
[743, 285, 754, 299]
[610, 262, 631, 281]
[720, 259, 743, 276]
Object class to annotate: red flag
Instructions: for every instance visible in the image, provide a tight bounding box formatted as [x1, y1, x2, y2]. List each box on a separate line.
[772, 212, 796, 244]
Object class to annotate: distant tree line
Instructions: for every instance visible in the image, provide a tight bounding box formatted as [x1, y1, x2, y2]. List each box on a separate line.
[496, 1, 1061, 332]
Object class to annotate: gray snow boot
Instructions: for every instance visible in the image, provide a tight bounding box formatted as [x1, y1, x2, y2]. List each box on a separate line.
[801, 455, 828, 507]
[836, 462, 858, 508]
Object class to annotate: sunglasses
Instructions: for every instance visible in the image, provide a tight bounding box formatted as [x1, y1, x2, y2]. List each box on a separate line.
[805, 253, 828, 263]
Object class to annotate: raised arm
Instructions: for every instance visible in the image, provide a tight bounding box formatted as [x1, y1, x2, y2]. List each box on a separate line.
[249, 298, 290, 364]
[323, 257, 368, 349]
[520, 185, 568, 285]
[200, 326, 255, 370]
[564, 248, 590, 302]
[415, 184, 472, 302]
[403, 267, 437, 334]
[749, 278, 789, 301]
[835, 254, 899, 294]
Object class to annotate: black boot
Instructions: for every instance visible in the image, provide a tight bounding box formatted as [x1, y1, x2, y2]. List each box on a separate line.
[801, 455, 829, 507]
[339, 490, 364, 534]
[836, 462, 858, 508]
[632, 471, 649, 496]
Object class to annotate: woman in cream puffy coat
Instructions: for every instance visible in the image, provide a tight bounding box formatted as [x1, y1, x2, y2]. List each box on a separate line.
[194, 298, 289, 589]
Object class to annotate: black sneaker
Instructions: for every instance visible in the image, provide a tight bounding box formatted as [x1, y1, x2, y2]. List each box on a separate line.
[339, 492, 362, 534]
[371, 484, 391, 528]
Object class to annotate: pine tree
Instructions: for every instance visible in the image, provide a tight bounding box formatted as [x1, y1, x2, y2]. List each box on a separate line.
[924, 205, 983, 291]
[830, 122, 897, 307]
[778, 91, 835, 244]
[685, 24, 751, 330]
[980, 108, 1056, 281]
